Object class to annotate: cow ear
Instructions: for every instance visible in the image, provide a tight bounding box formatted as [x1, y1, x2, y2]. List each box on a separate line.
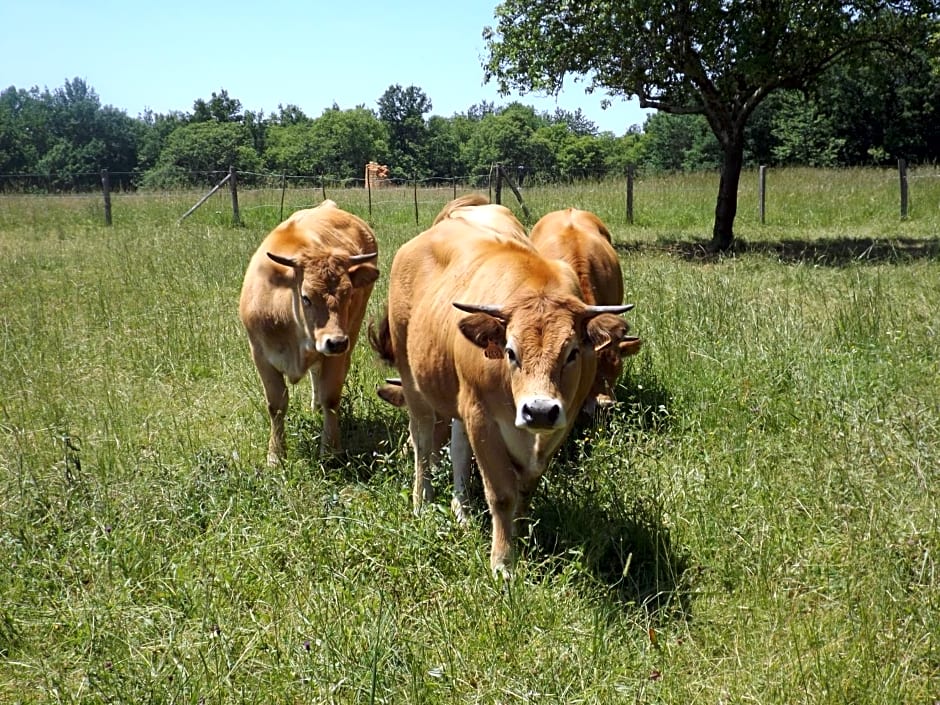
[586, 313, 628, 352]
[349, 262, 380, 288]
[267, 252, 299, 268]
[618, 336, 643, 357]
[458, 313, 507, 354]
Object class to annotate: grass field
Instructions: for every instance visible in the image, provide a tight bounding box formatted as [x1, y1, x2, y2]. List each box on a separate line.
[1, 168, 938, 703]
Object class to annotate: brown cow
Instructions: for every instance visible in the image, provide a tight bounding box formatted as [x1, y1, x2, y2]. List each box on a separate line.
[530, 208, 641, 414]
[370, 196, 633, 575]
[239, 200, 379, 464]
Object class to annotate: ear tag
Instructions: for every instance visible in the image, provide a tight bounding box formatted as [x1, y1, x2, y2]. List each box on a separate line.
[484, 341, 503, 359]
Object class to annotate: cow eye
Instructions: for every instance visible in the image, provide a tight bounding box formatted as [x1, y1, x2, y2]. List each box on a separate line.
[566, 347, 580, 364]
[506, 347, 519, 366]
[301, 295, 311, 307]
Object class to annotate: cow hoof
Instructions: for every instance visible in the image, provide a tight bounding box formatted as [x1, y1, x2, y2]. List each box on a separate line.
[450, 497, 471, 526]
[491, 561, 513, 582]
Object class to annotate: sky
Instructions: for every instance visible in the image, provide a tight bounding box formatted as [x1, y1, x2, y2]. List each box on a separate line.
[1, 1, 651, 135]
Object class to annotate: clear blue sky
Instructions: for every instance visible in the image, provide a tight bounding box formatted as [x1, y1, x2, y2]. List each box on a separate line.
[1, 1, 651, 135]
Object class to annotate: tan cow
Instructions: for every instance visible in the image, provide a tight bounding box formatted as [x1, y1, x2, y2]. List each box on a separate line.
[239, 200, 379, 464]
[370, 196, 633, 575]
[530, 208, 642, 413]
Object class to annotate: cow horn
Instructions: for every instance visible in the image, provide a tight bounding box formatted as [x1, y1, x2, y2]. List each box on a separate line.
[267, 252, 299, 268]
[583, 303, 635, 316]
[349, 252, 378, 264]
[453, 302, 506, 318]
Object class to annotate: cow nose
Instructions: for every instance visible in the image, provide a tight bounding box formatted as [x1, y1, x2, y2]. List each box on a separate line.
[322, 335, 349, 355]
[518, 398, 564, 429]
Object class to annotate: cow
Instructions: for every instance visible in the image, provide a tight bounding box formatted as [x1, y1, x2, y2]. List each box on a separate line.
[529, 208, 642, 414]
[370, 195, 633, 576]
[239, 200, 379, 464]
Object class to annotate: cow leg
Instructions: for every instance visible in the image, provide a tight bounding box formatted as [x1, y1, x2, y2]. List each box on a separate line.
[312, 356, 345, 458]
[252, 350, 289, 466]
[407, 401, 441, 511]
[449, 419, 473, 524]
[464, 418, 519, 577]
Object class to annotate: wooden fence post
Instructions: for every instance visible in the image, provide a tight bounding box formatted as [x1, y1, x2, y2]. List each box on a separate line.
[279, 173, 287, 222]
[494, 164, 503, 205]
[229, 166, 241, 225]
[759, 165, 767, 224]
[366, 167, 373, 220]
[899, 158, 909, 220]
[100, 168, 112, 226]
[625, 164, 634, 225]
[413, 174, 419, 226]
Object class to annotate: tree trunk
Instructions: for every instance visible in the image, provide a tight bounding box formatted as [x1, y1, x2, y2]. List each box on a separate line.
[711, 137, 745, 251]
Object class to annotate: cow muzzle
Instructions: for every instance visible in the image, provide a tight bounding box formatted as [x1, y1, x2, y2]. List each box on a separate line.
[317, 334, 350, 356]
[516, 396, 566, 431]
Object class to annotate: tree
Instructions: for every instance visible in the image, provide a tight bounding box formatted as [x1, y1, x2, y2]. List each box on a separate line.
[145, 121, 261, 187]
[266, 106, 388, 180]
[484, 1, 940, 250]
[191, 89, 243, 123]
[377, 85, 432, 176]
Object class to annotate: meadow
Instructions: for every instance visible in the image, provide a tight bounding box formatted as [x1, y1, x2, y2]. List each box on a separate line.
[0, 167, 937, 703]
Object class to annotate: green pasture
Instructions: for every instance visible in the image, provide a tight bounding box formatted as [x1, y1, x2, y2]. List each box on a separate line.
[0, 168, 938, 703]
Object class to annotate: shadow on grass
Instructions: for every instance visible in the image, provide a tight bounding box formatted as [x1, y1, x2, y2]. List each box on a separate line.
[288, 402, 409, 483]
[526, 368, 691, 620]
[616, 235, 940, 265]
[526, 488, 693, 621]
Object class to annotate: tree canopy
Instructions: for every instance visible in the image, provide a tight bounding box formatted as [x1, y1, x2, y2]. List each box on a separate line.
[484, 0, 940, 249]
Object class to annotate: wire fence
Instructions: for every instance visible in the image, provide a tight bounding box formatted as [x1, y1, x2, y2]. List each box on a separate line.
[1, 162, 937, 231]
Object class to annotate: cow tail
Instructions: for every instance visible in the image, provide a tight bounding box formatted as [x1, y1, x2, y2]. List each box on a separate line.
[368, 308, 396, 366]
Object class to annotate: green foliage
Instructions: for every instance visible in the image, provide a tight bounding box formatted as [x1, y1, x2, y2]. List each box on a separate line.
[144, 121, 262, 187]
[265, 107, 389, 180]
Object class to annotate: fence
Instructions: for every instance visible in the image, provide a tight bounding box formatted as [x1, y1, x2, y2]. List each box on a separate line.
[0, 161, 933, 229]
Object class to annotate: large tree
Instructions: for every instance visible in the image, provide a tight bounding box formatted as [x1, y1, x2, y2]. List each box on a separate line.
[484, 1, 940, 250]
[377, 85, 432, 176]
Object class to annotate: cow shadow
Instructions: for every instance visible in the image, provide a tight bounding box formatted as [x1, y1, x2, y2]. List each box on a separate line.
[289, 395, 409, 483]
[523, 480, 693, 620]
[615, 235, 940, 265]
[522, 368, 691, 618]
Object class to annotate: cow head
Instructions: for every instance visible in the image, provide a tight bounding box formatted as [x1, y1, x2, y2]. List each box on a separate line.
[267, 250, 379, 355]
[454, 301, 633, 432]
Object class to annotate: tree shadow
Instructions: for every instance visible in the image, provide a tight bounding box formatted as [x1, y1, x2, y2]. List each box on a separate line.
[615, 235, 940, 265]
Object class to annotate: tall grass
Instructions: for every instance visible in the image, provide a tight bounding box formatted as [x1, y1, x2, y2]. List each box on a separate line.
[1, 169, 937, 703]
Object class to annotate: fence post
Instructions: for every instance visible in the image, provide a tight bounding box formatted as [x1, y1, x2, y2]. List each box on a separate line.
[413, 174, 419, 226]
[898, 158, 908, 220]
[366, 167, 373, 220]
[229, 166, 241, 225]
[759, 165, 767, 224]
[321, 176, 327, 201]
[100, 168, 112, 226]
[494, 164, 503, 205]
[625, 164, 634, 225]
[279, 173, 287, 221]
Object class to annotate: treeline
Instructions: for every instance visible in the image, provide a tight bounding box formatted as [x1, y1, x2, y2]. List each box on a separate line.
[1, 54, 938, 192]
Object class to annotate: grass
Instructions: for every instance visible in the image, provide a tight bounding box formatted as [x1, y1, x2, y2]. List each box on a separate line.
[0, 168, 938, 703]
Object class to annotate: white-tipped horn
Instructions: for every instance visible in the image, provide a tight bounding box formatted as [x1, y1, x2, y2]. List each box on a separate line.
[349, 252, 378, 264]
[583, 303, 634, 316]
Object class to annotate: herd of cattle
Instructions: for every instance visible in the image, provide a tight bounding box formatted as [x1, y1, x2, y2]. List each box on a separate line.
[238, 195, 641, 576]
